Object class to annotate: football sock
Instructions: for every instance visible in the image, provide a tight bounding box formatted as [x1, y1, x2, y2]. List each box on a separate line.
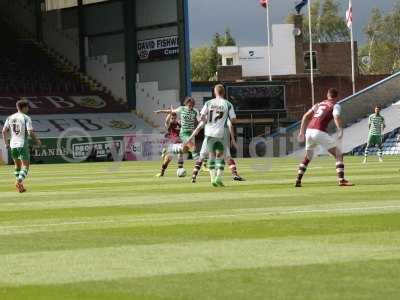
[216, 158, 225, 178]
[177, 155, 184, 169]
[14, 168, 21, 180]
[377, 144, 383, 158]
[296, 158, 310, 182]
[336, 161, 345, 181]
[192, 158, 203, 180]
[208, 159, 216, 180]
[18, 167, 29, 183]
[228, 159, 238, 177]
[160, 157, 172, 176]
[364, 145, 370, 157]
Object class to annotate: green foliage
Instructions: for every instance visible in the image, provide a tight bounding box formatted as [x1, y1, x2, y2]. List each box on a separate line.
[191, 46, 214, 82]
[191, 28, 236, 81]
[287, 0, 349, 42]
[360, 1, 400, 74]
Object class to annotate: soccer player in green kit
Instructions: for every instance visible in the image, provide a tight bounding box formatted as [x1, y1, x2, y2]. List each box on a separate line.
[155, 97, 200, 170]
[2, 100, 41, 193]
[185, 84, 236, 187]
[363, 105, 385, 163]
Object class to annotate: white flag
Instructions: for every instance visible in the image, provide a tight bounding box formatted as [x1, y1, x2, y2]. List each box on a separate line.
[346, 0, 353, 28]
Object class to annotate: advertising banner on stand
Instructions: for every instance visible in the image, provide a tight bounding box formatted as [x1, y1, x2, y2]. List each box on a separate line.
[27, 134, 167, 164]
[31, 136, 124, 164]
[137, 35, 179, 62]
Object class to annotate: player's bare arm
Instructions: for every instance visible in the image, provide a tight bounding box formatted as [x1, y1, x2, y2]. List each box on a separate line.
[334, 115, 343, 139]
[228, 120, 238, 149]
[154, 105, 177, 114]
[28, 130, 41, 147]
[298, 109, 314, 141]
[164, 113, 171, 129]
[2, 126, 10, 149]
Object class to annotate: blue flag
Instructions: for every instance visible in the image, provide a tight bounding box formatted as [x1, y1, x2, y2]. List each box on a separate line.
[295, 0, 308, 14]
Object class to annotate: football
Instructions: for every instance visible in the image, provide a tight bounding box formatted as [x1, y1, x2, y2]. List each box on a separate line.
[176, 168, 187, 177]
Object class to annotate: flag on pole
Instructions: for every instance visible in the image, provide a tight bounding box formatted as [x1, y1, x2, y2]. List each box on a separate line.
[346, 0, 356, 94]
[260, 0, 269, 8]
[346, 0, 353, 28]
[295, 0, 308, 14]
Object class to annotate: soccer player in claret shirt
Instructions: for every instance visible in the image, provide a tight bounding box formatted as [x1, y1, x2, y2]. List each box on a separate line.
[363, 105, 385, 163]
[155, 112, 182, 177]
[295, 88, 354, 187]
[2, 100, 41, 193]
[155, 97, 200, 168]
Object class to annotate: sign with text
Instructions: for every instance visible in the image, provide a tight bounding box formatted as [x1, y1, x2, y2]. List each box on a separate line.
[0, 113, 154, 138]
[137, 35, 179, 62]
[0, 94, 128, 115]
[25, 134, 166, 164]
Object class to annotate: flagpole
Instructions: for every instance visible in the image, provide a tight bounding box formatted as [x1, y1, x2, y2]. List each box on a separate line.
[308, 0, 315, 105]
[349, 0, 356, 94]
[266, 1, 272, 81]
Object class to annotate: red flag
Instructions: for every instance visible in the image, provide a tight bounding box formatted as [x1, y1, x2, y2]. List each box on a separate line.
[260, 0, 269, 8]
[346, 0, 353, 28]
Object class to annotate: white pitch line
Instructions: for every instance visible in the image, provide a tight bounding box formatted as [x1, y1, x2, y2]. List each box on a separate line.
[1, 204, 400, 231]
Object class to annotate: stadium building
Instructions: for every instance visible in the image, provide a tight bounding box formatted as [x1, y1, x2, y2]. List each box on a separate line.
[193, 15, 397, 156]
[0, 0, 400, 162]
[0, 0, 190, 163]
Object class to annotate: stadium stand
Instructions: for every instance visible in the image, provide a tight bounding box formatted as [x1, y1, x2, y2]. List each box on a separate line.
[352, 128, 400, 156]
[0, 20, 86, 94]
[275, 71, 400, 156]
[0, 19, 154, 134]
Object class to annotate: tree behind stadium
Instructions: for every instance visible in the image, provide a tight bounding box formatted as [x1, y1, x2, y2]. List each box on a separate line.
[287, 0, 350, 43]
[359, 1, 400, 75]
[191, 28, 236, 81]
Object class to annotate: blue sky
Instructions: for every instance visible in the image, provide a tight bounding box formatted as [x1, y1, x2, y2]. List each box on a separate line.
[188, 0, 396, 47]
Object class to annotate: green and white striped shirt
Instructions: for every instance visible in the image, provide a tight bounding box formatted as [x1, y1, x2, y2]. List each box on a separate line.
[176, 106, 199, 132]
[4, 112, 33, 149]
[368, 113, 385, 136]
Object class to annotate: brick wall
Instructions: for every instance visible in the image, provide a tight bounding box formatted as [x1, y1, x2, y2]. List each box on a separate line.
[216, 65, 242, 82]
[194, 74, 388, 122]
[306, 42, 358, 76]
[275, 74, 388, 116]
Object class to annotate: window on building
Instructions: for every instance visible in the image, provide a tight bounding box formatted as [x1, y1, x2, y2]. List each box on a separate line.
[304, 51, 318, 71]
[226, 57, 234, 66]
[45, 0, 109, 11]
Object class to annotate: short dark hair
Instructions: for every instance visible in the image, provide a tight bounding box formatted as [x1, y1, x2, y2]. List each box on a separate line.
[327, 88, 338, 98]
[184, 96, 195, 106]
[16, 99, 29, 111]
[375, 104, 381, 109]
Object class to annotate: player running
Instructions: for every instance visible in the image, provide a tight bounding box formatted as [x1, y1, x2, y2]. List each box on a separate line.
[185, 84, 236, 187]
[2, 100, 41, 193]
[156, 111, 183, 177]
[191, 119, 245, 183]
[295, 88, 354, 187]
[363, 105, 385, 163]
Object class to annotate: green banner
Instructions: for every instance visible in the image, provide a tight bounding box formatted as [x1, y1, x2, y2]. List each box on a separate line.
[30, 136, 124, 164]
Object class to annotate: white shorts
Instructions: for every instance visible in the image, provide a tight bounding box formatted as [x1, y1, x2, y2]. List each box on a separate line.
[199, 130, 231, 159]
[305, 129, 336, 151]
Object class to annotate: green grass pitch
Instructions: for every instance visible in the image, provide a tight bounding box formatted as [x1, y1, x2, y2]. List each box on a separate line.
[1, 156, 400, 300]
